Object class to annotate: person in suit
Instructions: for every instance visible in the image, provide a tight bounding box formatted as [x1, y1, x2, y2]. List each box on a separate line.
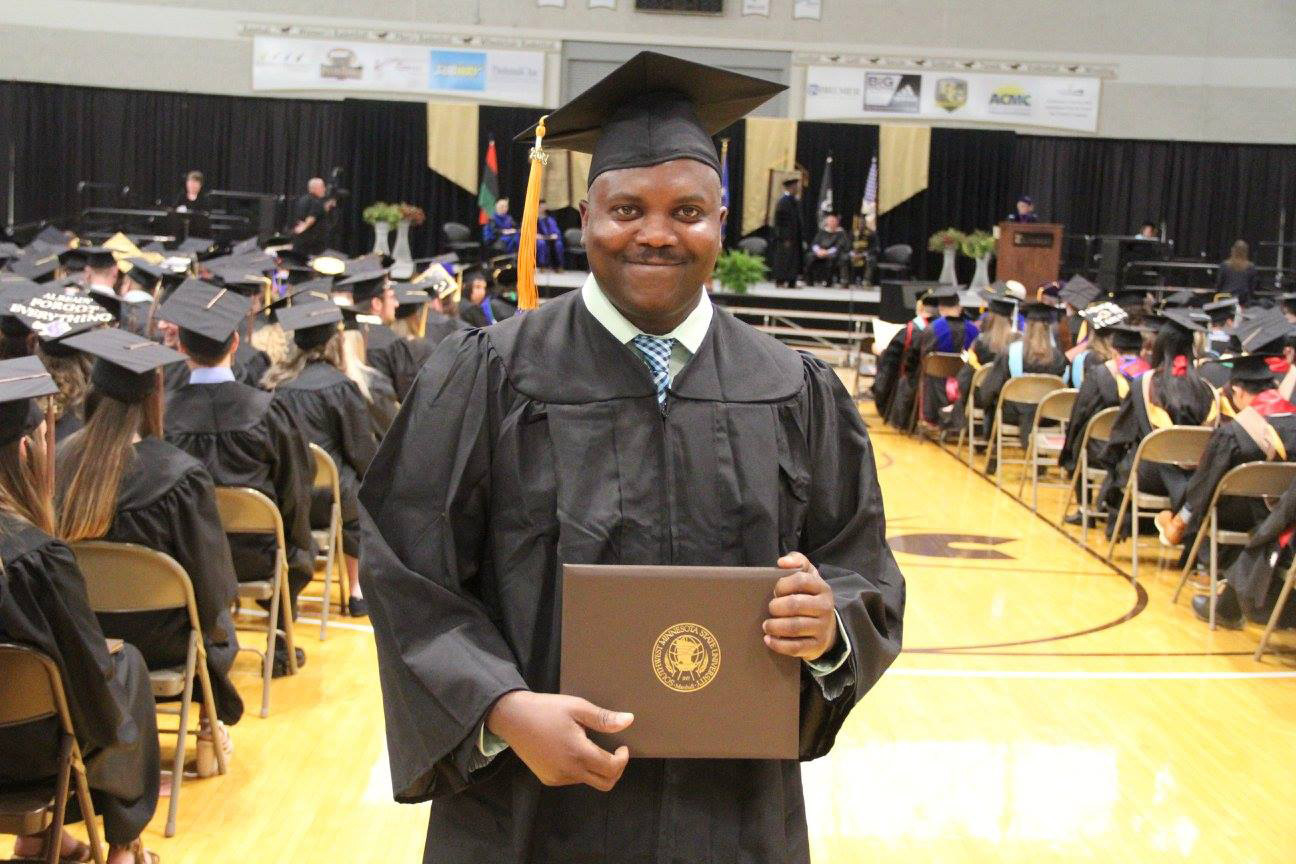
[1006, 195, 1039, 223]
[802, 213, 849, 286]
[769, 177, 804, 287]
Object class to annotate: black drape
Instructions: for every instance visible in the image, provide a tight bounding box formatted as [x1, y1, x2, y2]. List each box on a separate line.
[794, 122, 879, 241]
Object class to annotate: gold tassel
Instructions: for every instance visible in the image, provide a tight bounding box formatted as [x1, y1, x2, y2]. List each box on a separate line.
[516, 115, 549, 311]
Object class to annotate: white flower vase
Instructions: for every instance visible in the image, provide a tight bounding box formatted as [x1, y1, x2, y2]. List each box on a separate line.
[392, 219, 413, 264]
[371, 221, 391, 256]
[938, 247, 958, 285]
[970, 254, 992, 290]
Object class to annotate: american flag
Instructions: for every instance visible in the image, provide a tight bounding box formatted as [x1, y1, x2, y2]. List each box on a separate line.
[862, 155, 878, 217]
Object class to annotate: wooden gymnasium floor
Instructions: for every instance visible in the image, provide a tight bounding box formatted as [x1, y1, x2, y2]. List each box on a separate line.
[45, 388, 1296, 862]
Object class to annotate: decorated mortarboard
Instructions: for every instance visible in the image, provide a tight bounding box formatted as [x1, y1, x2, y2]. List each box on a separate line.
[1157, 306, 1207, 334]
[1078, 301, 1128, 332]
[277, 302, 343, 350]
[0, 279, 49, 335]
[62, 327, 184, 404]
[0, 356, 58, 446]
[9, 289, 115, 343]
[414, 263, 459, 300]
[157, 278, 251, 344]
[1059, 274, 1101, 310]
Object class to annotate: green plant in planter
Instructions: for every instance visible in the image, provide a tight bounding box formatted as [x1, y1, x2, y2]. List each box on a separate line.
[927, 228, 966, 252]
[960, 230, 995, 259]
[712, 248, 767, 294]
[362, 202, 401, 225]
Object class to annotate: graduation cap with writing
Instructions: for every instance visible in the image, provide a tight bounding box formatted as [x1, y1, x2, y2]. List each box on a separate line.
[277, 302, 343, 351]
[1059, 275, 1101, 310]
[0, 279, 49, 337]
[1079, 301, 1128, 332]
[9, 290, 115, 348]
[1218, 352, 1282, 385]
[0, 356, 58, 447]
[509, 51, 784, 310]
[414, 263, 460, 301]
[63, 327, 184, 404]
[158, 278, 252, 357]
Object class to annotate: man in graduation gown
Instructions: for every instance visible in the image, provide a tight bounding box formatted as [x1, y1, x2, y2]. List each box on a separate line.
[1060, 323, 1148, 478]
[360, 53, 904, 864]
[870, 291, 938, 419]
[770, 177, 804, 287]
[802, 212, 849, 286]
[339, 269, 403, 390]
[910, 286, 978, 427]
[160, 280, 317, 611]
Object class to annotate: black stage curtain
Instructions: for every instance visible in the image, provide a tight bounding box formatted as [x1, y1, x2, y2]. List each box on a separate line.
[794, 121, 879, 241]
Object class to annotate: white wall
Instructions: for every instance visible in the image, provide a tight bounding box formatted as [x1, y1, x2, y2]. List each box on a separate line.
[2, 0, 1295, 142]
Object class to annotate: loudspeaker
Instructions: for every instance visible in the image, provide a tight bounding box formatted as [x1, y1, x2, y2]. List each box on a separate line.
[879, 280, 940, 323]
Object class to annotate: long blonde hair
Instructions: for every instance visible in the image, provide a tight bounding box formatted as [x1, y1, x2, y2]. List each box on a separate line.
[37, 347, 92, 423]
[981, 312, 1017, 355]
[340, 330, 375, 402]
[1023, 320, 1055, 367]
[260, 331, 373, 402]
[0, 432, 53, 535]
[56, 395, 162, 542]
[391, 308, 427, 340]
[251, 322, 290, 365]
[1226, 240, 1250, 272]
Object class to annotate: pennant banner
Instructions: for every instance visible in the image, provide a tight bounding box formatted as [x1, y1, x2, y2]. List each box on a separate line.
[426, 102, 479, 194]
[878, 125, 930, 215]
[741, 117, 798, 236]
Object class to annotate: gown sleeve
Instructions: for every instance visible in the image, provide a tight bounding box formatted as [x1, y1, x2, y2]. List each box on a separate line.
[795, 357, 906, 760]
[337, 381, 379, 480]
[977, 353, 1011, 412]
[358, 332, 529, 803]
[1175, 427, 1244, 526]
[163, 467, 240, 638]
[267, 401, 317, 587]
[1097, 388, 1140, 471]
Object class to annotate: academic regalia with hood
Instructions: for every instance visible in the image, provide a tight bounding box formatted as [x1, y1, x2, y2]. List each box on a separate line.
[0, 511, 161, 846]
[870, 313, 927, 418]
[975, 340, 1068, 445]
[359, 288, 904, 864]
[914, 314, 978, 424]
[1059, 353, 1149, 474]
[1228, 482, 1296, 627]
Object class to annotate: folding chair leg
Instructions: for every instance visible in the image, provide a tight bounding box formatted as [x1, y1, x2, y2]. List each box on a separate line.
[166, 635, 199, 837]
[193, 646, 227, 776]
[48, 736, 72, 864]
[1255, 564, 1296, 661]
[1173, 518, 1209, 604]
[319, 536, 334, 641]
[1131, 477, 1141, 583]
[1208, 510, 1218, 630]
[261, 569, 280, 718]
[1106, 487, 1131, 561]
[71, 746, 106, 864]
[278, 556, 298, 676]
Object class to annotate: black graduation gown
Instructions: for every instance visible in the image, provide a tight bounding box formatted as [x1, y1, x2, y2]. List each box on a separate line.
[362, 322, 402, 388]
[869, 320, 918, 418]
[358, 290, 905, 864]
[270, 360, 377, 553]
[884, 324, 926, 429]
[1060, 363, 1123, 474]
[162, 359, 189, 393]
[165, 379, 316, 603]
[0, 513, 160, 845]
[949, 336, 1002, 432]
[769, 193, 804, 285]
[1229, 483, 1296, 625]
[390, 313, 470, 400]
[976, 345, 1068, 444]
[233, 337, 271, 388]
[915, 318, 976, 424]
[364, 366, 401, 437]
[92, 438, 244, 724]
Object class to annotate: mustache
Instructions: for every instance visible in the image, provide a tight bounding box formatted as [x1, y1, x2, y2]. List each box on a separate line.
[623, 248, 691, 266]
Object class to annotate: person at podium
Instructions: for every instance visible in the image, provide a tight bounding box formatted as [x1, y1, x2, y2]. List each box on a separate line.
[174, 169, 210, 212]
[1006, 194, 1039, 223]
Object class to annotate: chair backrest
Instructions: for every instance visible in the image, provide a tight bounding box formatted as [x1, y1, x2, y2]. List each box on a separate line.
[1000, 374, 1064, 408]
[1134, 426, 1214, 469]
[1216, 461, 1296, 499]
[214, 486, 285, 546]
[563, 227, 584, 248]
[310, 442, 341, 499]
[1083, 406, 1121, 447]
[922, 352, 965, 379]
[883, 244, 913, 265]
[71, 541, 195, 625]
[737, 236, 768, 257]
[0, 643, 65, 730]
[966, 363, 993, 416]
[1037, 388, 1079, 424]
[442, 222, 470, 242]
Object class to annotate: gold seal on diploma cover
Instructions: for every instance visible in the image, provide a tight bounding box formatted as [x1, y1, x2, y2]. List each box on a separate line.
[652, 623, 721, 693]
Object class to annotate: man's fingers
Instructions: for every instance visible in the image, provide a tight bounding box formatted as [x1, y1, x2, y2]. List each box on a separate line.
[763, 634, 818, 658]
[768, 593, 831, 618]
[577, 738, 628, 783]
[570, 699, 634, 733]
[763, 616, 824, 638]
[774, 568, 824, 598]
[777, 551, 811, 571]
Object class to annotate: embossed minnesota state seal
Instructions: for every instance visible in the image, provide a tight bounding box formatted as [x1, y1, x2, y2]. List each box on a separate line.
[652, 623, 720, 693]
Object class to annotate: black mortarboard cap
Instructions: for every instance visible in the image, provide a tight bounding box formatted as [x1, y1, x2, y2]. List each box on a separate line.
[518, 51, 784, 186]
[267, 277, 336, 312]
[1220, 353, 1282, 385]
[986, 297, 1016, 318]
[277, 302, 343, 351]
[1159, 307, 1207, 334]
[67, 245, 117, 270]
[64, 327, 184, 404]
[122, 257, 163, 288]
[231, 237, 262, 256]
[1059, 275, 1100, 309]
[158, 278, 251, 345]
[7, 252, 60, 282]
[176, 237, 217, 257]
[1279, 292, 1296, 313]
[0, 356, 57, 446]
[1203, 298, 1238, 324]
[34, 226, 69, 247]
[1235, 311, 1295, 353]
[1023, 302, 1059, 322]
[9, 290, 115, 342]
[1111, 286, 1149, 306]
[918, 290, 941, 309]
[1160, 289, 1195, 309]
[393, 285, 431, 318]
[338, 270, 388, 303]
[1109, 324, 1146, 352]
[930, 284, 961, 304]
[0, 243, 20, 263]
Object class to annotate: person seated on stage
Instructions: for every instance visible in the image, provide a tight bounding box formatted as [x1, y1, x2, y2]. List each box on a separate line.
[55, 328, 243, 762]
[1222, 482, 1296, 630]
[871, 290, 940, 420]
[1137, 221, 1160, 240]
[1006, 194, 1039, 223]
[262, 303, 377, 618]
[459, 269, 516, 327]
[976, 302, 1068, 464]
[160, 282, 316, 623]
[1096, 309, 1219, 538]
[1152, 353, 1296, 628]
[535, 200, 565, 271]
[1215, 240, 1260, 308]
[908, 285, 978, 428]
[483, 198, 520, 256]
[0, 360, 162, 864]
[947, 289, 1020, 432]
[802, 212, 849, 286]
[174, 169, 210, 213]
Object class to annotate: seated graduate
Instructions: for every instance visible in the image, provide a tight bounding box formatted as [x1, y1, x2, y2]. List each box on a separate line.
[386, 280, 463, 402]
[1153, 352, 1296, 627]
[0, 357, 161, 864]
[1096, 309, 1219, 536]
[261, 302, 377, 617]
[55, 327, 243, 751]
[872, 291, 939, 420]
[458, 269, 516, 327]
[1058, 275, 1102, 355]
[337, 268, 400, 383]
[802, 212, 849, 286]
[160, 281, 316, 622]
[483, 197, 520, 256]
[1235, 309, 1296, 401]
[1203, 298, 1239, 358]
[909, 285, 978, 427]
[976, 302, 1069, 458]
[948, 289, 1019, 431]
[339, 321, 399, 438]
[1224, 481, 1296, 630]
[1060, 313, 1148, 474]
[534, 200, 565, 270]
[202, 270, 274, 387]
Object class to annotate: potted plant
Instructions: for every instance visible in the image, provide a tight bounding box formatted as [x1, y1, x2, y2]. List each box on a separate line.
[362, 202, 400, 256]
[391, 203, 426, 272]
[960, 230, 996, 289]
[928, 228, 966, 286]
[712, 248, 767, 295]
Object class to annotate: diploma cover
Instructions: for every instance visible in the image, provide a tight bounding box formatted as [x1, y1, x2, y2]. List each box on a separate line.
[560, 564, 800, 759]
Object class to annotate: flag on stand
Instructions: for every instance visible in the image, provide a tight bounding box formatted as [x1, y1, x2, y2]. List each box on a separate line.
[816, 153, 834, 216]
[477, 137, 499, 226]
[862, 155, 878, 218]
[719, 138, 731, 210]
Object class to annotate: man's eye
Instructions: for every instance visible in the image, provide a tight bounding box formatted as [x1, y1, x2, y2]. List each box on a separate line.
[676, 206, 702, 220]
[612, 205, 639, 218]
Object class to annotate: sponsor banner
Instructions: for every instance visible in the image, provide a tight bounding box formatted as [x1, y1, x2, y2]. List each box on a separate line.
[252, 36, 546, 106]
[804, 66, 1100, 132]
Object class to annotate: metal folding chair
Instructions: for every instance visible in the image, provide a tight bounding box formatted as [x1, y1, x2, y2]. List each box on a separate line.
[0, 644, 107, 864]
[1255, 549, 1296, 662]
[985, 374, 1065, 487]
[1104, 427, 1214, 583]
[72, 541, 227, 838]
[956, 363, 992, 467]
[1060, 406, 1121, 548]
[215, 486, 297, 717]
[1171, 461, 1296, 629]
[910, 352, 965, 440]
[306, 443, 348, 639]
[1016, 387, 1078, 511]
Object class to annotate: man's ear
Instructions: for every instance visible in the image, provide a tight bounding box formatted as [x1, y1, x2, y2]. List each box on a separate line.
[578, 199, 589, 232]
[228, 330, 240, 358]
[719, 206, 728, 229]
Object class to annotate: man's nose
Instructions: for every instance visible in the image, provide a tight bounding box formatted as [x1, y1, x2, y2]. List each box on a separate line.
[634, 213, 678, 248]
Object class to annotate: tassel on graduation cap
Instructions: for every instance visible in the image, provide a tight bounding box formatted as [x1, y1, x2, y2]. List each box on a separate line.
[515, 115, 549, 311]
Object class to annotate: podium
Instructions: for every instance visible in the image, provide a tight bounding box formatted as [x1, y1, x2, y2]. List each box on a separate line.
[996, 222, 1062, 290]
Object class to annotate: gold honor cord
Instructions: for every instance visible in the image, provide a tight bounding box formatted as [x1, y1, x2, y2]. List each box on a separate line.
[516, 115, 549, 311]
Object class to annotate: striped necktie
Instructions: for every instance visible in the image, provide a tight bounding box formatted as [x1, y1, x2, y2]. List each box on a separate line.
[631, 334, 674, 408]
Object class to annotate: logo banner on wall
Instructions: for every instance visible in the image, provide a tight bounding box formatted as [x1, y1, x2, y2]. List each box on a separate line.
[805, 66, 1101, 132]
[252, 36, 546, 106]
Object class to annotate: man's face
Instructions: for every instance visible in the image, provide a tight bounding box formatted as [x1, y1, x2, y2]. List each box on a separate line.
[186, 177, 202, 196]
[580, 158, 725, 331]
[939, 303, 962, 318]
[824, 215, 840, 231]
[309, 179, 326, 198]
[1140, 225, 1156, 238]
[370, 285, 397, 324]
[495, 199, 509, 216]
[1017, 200, 1032, 216]
[468, 280, 488, 304]
[157, 319, 179, 349]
